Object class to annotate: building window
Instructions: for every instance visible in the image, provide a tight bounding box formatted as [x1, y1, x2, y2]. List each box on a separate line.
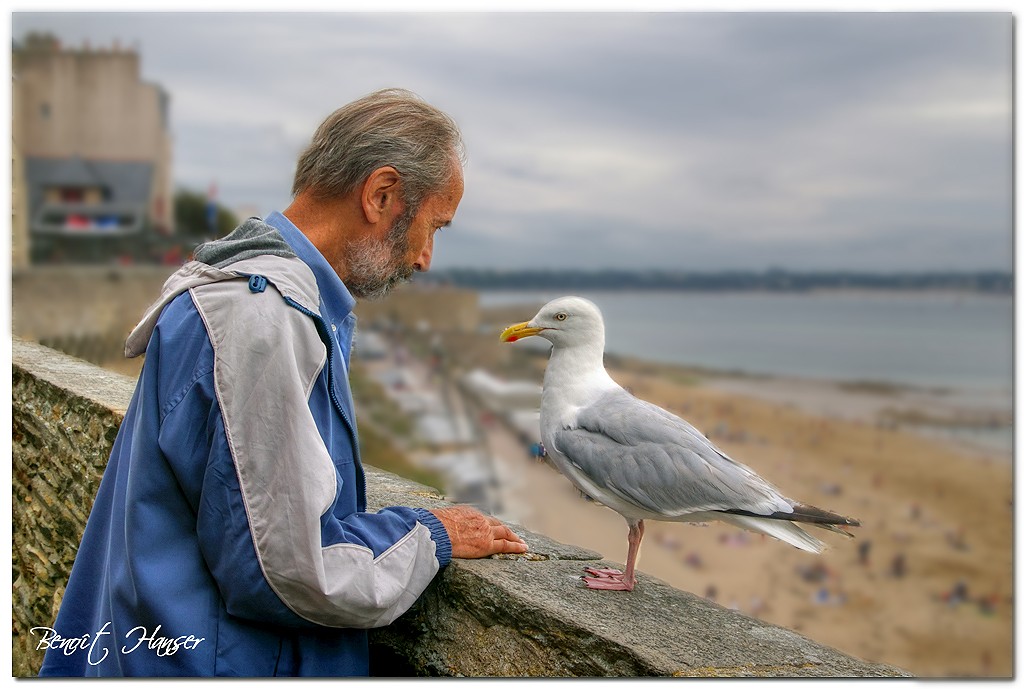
[40, 102, 50, 119]
[60, 187, 83, 203]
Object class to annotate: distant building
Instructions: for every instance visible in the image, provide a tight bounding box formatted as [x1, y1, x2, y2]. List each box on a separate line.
[12, 74, 30, 270]
[12, 33, 174, 264]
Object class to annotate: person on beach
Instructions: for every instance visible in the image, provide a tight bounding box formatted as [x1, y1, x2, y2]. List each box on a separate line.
[38, 89, 527, 678]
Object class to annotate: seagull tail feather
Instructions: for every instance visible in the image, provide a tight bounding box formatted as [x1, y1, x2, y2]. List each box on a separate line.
[717, 513, 827, 554]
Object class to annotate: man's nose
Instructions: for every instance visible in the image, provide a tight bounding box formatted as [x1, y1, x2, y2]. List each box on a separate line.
[413, 236, 433, 272]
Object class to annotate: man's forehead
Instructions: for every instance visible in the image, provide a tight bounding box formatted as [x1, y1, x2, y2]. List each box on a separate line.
[435, 174, 464, 215]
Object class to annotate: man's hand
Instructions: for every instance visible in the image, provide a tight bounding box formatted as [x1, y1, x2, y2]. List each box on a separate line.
[430, 505, 528, 559]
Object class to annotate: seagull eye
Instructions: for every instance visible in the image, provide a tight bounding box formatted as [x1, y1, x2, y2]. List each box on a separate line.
[555, 312, 568, 321]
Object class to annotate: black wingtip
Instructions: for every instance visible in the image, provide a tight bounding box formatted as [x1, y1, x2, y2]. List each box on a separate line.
[787, 502, 862, 527]
[721, 503, 861, 528]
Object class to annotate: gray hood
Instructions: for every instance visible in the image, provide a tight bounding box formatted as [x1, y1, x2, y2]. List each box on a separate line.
[193, 216, 296, 268]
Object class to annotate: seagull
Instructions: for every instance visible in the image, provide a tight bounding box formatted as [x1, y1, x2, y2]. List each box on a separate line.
[500, 296, 859, 592]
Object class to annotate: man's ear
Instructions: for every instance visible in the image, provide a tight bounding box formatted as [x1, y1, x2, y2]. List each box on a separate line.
[361, 166, 402, 223]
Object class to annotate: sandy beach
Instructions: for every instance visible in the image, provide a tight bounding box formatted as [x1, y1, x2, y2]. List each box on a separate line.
[483, 356, 1013, 678]
[101, 328, 1013, 677]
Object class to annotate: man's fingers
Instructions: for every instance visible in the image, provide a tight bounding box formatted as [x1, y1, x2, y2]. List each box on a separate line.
[493, 524, 525, 544]
[482, 515, 525, 543]
[493, 538, 529, 554]
[490, 524, 528, 554]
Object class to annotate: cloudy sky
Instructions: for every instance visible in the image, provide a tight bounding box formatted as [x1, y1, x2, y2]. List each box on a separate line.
[11, 10, 1012, 272]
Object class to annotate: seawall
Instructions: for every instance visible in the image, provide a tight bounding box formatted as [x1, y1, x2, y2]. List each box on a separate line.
[12, 338, 911, 677]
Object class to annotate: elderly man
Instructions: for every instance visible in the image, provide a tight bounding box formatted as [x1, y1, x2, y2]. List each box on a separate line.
[39, 89, 526, 677]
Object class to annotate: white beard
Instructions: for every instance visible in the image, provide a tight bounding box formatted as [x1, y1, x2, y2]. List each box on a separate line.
[343, 209, 414, 300]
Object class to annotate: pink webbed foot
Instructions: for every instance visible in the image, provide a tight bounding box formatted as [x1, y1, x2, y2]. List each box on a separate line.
[582, 575, 635, 591]
[584, 567, 624, 578]
[582, 520, 644, 592]
[582, 567, 636, 591]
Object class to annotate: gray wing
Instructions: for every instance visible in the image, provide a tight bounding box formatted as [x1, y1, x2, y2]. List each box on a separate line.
[550, 387, 792, 518]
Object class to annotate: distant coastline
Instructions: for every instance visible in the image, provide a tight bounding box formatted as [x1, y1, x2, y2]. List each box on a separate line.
[421, 268, 1012, 294]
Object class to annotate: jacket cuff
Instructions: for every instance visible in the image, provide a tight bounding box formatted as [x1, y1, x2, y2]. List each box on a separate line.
[413, 508, 453, 568]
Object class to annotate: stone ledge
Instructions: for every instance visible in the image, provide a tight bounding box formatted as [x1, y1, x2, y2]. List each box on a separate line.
[365, 467, 910, 677]
[13, 337, 138, 414]
[12, 339, 912, 677]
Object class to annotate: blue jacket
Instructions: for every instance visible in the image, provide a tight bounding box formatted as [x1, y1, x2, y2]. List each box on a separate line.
[38, 214, 452, 677]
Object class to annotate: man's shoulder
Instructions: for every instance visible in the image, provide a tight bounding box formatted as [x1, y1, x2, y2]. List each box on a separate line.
[187, 263, 328, 370]
[209, 254, 323, 317]
[155, 288, 205, 336]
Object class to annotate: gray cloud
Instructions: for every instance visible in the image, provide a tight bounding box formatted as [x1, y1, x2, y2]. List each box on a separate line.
[12, 11, 1012, 271]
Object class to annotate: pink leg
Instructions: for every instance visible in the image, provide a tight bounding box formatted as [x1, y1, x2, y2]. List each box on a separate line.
[583, 520, 644, 591]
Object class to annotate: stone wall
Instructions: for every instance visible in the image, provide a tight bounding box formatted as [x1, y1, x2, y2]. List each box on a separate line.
[12, 266, 174, 367]
[11, 339, 911, 677]
[12, 339, 138, 676]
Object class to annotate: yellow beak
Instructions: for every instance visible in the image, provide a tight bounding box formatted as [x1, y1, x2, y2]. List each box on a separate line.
[500, 321, 545, 343]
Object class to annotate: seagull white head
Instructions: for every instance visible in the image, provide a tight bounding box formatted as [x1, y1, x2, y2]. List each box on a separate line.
[500, 296, 605, 349]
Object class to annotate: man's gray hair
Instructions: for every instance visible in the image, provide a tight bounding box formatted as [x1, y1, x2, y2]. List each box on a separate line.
[292, 88, 465, 212]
